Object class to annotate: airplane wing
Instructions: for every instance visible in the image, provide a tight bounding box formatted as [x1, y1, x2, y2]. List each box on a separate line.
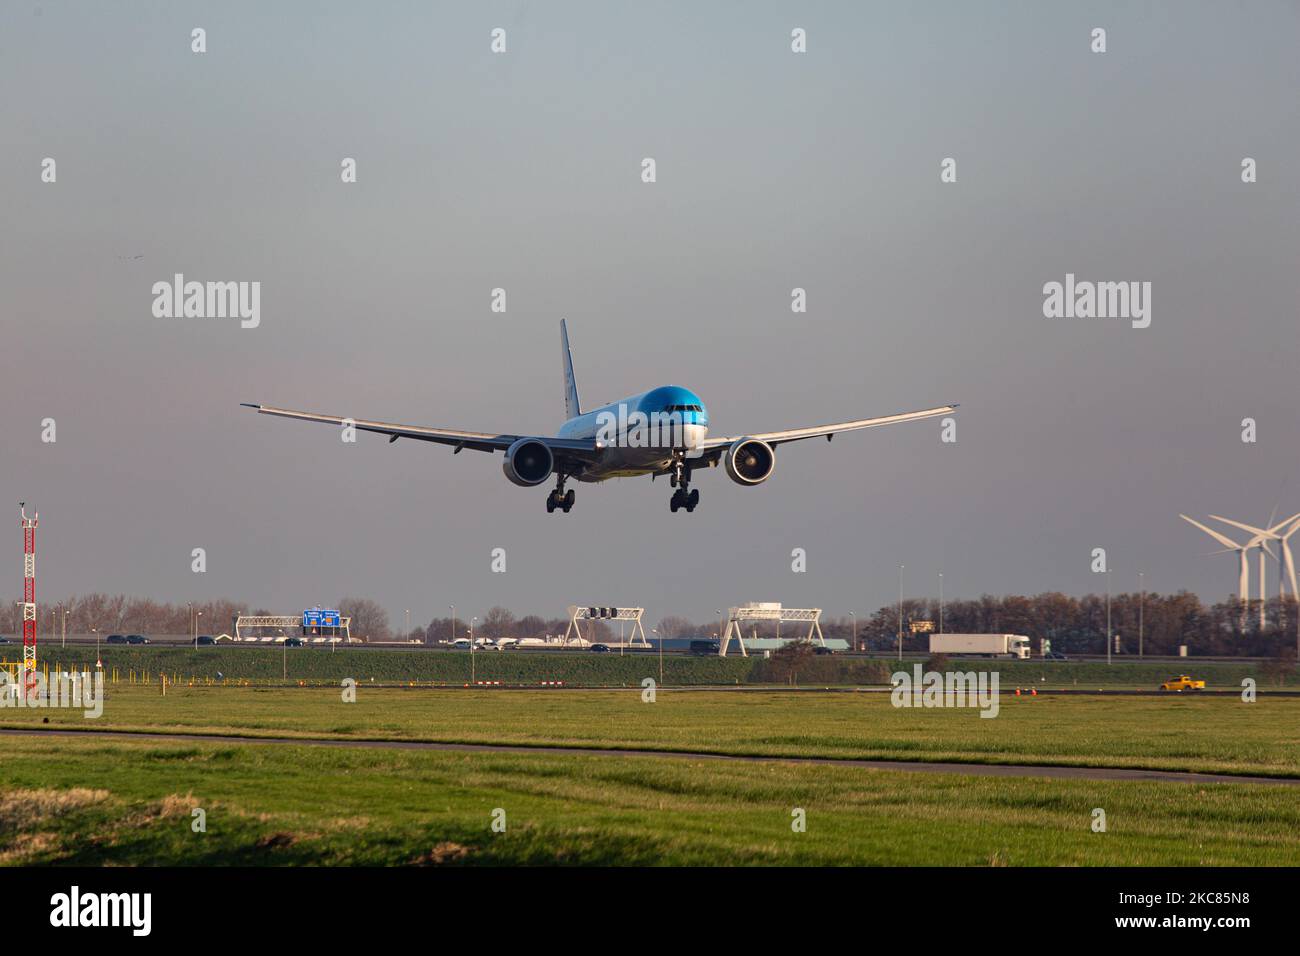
[698, 404, 958, 452]
[240, 404, 599, 460]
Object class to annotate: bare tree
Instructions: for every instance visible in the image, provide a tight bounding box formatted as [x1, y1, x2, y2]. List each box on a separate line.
[337, 597, 390, 642]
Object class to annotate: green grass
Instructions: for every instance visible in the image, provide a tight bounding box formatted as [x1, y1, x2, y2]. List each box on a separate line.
[22, 646, 1298, 687]
[1, 736, 1297, 866]
[5, 685, 1299, 778]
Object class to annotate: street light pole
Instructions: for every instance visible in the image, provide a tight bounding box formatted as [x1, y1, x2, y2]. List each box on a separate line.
[654, 628, 662, 685]
[470, 616, 477, 684]
[1106, 569, 1112, 665]
[939, 571, 944, 635]
[1138, 571, 1144, 658]
[898, 564, 904, 661]
[850, 611, 856, 652]
[449, 605, 455, 646]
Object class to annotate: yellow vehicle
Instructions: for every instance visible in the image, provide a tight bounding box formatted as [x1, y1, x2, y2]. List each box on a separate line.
[1159, 675, 1206, 692]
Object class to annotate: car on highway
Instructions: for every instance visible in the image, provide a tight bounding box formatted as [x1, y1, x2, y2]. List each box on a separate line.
[813, 646, 835, 655]
[283, 637, 304, 647]
[1043, 652, 1069, 660]
[196, 635, 216, 646]
[126, 634, 150, 645]
[1159, 675, 1206, 692]
[0, 636, 11, 644]
[589, 643, 611, 653]
[106, 634, 128, 644]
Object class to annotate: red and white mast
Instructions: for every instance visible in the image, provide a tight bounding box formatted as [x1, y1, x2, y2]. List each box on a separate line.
[19, 503, 37, 692]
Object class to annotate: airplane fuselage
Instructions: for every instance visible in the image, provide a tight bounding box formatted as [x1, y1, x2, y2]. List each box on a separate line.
[557, 384, 708, 481]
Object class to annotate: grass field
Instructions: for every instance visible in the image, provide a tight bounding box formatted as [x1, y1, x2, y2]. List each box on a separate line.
[3, 686, 1297, 865]
[3, 685, 1299, 776]
[3, 736, 1299, 866]
[15, 646, 1299, 687]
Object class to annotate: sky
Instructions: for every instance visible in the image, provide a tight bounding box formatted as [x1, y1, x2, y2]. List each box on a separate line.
[3, 1, 1298, 630]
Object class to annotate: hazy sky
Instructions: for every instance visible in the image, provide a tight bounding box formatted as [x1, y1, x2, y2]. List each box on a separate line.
[3, 1, 1298, 629]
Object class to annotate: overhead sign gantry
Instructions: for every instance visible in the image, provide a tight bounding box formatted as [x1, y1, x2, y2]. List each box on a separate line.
[562, 606, 650, 647]
[718, 603, 825, 657]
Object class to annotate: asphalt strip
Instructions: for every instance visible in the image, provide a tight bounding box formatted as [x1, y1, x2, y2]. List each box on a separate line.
[1, 726, 1295, 786]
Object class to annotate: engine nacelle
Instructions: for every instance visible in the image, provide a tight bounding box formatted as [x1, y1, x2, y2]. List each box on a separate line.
[724, 438, 775, 486]
[502, 438, 554, 487]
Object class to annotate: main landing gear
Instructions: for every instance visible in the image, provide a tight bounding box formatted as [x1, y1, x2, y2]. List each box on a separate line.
[668, 454, 699, 513]
[546, 475, 575, 514]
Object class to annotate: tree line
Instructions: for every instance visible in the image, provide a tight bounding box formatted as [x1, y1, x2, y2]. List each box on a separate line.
[11, 591, 1297, 657]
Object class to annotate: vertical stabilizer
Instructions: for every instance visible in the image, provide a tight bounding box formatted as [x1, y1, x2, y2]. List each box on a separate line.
[560, 319, 582, 419]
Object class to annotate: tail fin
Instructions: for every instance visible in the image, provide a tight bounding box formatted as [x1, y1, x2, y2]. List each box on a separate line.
[560, 319, 582, 419]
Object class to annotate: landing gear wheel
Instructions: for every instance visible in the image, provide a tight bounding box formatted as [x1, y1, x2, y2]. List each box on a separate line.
[686, 488, 699, 512]
[562, 489, 575, 513]
[546, 494, 556, 513]
[670, 492, 681, 513]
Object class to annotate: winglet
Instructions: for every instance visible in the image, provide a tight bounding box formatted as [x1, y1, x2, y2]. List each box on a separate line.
[560, 319, 582, 419]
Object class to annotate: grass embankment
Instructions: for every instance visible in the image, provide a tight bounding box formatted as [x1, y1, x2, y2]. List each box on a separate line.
[20, 647, 1298, 688]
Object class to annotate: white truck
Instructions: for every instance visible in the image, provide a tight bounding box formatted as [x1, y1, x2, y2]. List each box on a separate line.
[928, 633, 1031, 659]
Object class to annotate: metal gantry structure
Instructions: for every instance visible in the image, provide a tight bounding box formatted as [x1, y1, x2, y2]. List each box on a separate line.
[233, 614, 352, 643]
[718, 603, 824, 657]
[562, 606, 649, 647]
[19, 503, 37, 692]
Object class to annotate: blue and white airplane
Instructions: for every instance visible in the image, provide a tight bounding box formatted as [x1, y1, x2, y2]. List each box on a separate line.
[243, 321, 956, 514]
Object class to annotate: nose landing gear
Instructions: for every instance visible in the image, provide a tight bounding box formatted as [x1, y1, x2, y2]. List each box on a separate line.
[668, 454, 699, 513]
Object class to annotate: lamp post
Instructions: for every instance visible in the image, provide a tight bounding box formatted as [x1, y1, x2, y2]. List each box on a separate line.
[449, 605, 455, 646]
[1106, 569, 1112, 665]
[898, 564, 905, 661]
[470, 616, 477, 684]
[653, 627, 662, 685]
[850, 611, 857, 652]
[939, 571, 944, 635]
[1138, 571, 1144, 658]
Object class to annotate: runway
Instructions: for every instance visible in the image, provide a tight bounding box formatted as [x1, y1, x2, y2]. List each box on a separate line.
[3, 726, 1296, 787]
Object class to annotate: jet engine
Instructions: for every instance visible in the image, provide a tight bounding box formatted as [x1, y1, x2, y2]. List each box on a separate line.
[502, 438, 554, 487]
[724, 438, 775, 485]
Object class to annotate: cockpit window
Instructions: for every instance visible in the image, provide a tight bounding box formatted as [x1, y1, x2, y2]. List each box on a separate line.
[666, 404, 703, 412]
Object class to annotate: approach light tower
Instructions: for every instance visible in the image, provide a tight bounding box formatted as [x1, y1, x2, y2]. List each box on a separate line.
[19, 503, 37, 691]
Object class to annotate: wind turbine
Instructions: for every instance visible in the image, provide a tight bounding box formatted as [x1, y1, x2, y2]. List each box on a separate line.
[1180, 514, 1251, 606]
[1208, 513, 1300, 603]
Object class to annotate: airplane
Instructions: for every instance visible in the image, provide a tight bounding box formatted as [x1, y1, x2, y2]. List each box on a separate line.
[243, 320, 957, 514]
